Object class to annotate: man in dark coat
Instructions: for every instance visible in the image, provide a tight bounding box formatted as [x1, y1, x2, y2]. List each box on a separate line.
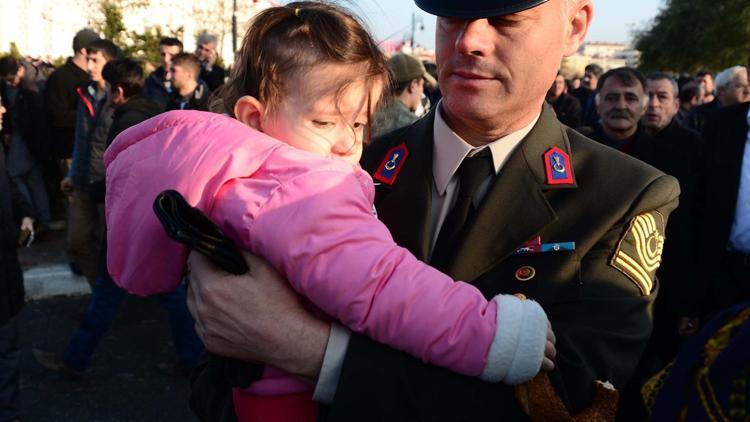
[697, 99, 750, 316]
[195, 33, 225, 92]
[547, 71, 581, 127]
[165, 53, 210, 112]
[0, 56, 52, 229]
[0, 95, 34, 422]
[144, 37, 182, 109]
[184, 1, 681, 421]
[45, 29, 100, 160]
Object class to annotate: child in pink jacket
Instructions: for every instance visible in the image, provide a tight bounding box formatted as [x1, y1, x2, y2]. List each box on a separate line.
[105, 3, 553, 421]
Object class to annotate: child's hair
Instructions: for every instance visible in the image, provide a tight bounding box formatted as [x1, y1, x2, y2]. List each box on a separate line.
[213, 1, 390, 120]
[171, 53, 201, 78]
[102, 59, 145, 99]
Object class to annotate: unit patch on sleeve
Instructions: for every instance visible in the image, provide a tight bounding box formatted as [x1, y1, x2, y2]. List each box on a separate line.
[610, 212, 666, 296]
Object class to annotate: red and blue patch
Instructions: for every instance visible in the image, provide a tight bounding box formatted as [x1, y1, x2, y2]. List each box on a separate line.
[543, 146, 574, 186]
[373, 143, 409, 185]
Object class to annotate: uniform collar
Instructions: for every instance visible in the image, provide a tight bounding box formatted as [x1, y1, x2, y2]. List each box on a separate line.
[432, 102, 539, 195]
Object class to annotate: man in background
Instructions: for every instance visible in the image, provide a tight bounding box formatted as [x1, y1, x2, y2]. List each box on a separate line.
[144, 37, 182, 109]
[60, 39, 119, 288]
[546, 71, 581, 127]
[46, 29, 100, 162]
[371, 53, 435, 137]
[165, 53, 209, 112]
[195, 33, 225, 92]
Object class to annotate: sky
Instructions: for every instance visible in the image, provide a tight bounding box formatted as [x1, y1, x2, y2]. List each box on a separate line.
[342, 0, 665, 50]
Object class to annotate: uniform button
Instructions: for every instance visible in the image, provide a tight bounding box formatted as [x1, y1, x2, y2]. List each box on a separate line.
[515, 266, 536, 281]
[514, 293, 527, 300]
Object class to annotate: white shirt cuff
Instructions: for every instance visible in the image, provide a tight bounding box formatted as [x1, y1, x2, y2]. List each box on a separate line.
[312, 322, 351, 404]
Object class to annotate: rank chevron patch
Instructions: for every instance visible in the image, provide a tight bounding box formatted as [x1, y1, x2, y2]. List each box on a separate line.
[611, 212, 666, 296]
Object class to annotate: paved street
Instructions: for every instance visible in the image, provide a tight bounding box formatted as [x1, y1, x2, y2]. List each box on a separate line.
[16, 229, 198, 422]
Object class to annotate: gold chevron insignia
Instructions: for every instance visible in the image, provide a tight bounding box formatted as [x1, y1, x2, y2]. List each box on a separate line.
[610, 212, 665, 296]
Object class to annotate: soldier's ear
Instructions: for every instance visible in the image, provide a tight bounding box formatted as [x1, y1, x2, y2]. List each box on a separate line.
[562, 0, 593, 57]
[234, 95, 266, 132]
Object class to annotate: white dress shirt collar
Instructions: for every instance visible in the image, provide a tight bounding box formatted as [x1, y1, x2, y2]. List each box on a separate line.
[432, 103, 540, 195]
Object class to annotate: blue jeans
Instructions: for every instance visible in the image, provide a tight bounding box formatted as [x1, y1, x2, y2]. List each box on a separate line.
[0, 316, 21, 422]
[62, 273, 203, 372]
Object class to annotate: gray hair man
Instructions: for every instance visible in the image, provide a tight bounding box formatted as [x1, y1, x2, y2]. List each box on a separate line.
[195, 32, 225, 92]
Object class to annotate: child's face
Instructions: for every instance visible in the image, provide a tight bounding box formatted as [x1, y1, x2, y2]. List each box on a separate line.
[262, 65, 383, 165]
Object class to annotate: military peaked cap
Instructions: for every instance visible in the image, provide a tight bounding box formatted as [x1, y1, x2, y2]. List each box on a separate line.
[414, 0, 550, 18]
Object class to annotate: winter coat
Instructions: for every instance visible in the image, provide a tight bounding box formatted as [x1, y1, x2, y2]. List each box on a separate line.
[69, 83, 114, 191]
[105, 110, 548, 397]
[143, 67, 170, 110]
[0, 148, 33, 325]
[45, 58, 90, 158]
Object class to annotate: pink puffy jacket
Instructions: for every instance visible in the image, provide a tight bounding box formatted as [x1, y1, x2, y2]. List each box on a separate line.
[104, 111, 548, 395]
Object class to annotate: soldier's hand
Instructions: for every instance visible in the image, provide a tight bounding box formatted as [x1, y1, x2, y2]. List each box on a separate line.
[541, 322, 556, 371]
[60, 176, 74, 196]
[186, 250, 329, 381]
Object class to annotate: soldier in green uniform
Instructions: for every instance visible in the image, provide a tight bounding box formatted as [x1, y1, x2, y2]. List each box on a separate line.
[186, 0, 680, 419]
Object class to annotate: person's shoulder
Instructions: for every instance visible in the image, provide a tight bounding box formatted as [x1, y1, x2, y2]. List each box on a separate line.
[567, 126, 675, 192]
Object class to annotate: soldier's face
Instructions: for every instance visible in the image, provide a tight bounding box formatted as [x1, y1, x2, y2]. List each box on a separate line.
[597, 77, 647, 135]
[435, 0, 592, 141]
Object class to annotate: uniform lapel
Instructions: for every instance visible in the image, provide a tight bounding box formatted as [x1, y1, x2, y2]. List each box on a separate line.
[446, 106, 572, 282]
[372, 112, 435, 261]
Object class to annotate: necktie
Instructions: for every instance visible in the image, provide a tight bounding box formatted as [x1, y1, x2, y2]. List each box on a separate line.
[431, 149, 494, 271]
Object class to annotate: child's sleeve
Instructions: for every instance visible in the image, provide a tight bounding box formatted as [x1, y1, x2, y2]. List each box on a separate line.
[212, 168, 549, 384]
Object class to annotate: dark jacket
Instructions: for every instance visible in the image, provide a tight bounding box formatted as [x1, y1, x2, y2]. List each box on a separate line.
[570, 86, 598, 127]
[548, 93, 582, 128]
[45, 58, 90, 158]
[685, 98, 721, 134]
[199, 64, 225, 92]
[69, 83, 114, 191]
[324, 106, 679, 421]
[0, 148, 34, 325]
[0, 61, 51, 161]
[696, 102, 750, 314]
[144, 67, 171, 110]
[165, 82, 210, 112]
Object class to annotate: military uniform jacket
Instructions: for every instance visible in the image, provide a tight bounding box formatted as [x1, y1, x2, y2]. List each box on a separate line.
[322, 106, 680, 421]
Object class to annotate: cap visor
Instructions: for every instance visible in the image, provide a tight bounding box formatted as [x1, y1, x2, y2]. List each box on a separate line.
[415, 0, 549, 18]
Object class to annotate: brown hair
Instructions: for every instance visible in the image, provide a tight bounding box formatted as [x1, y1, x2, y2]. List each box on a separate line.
[212, 2, 389, 120]
[171, 52, 200, 78]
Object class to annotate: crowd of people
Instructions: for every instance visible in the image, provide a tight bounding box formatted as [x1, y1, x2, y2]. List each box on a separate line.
[0, 0, 749, 421]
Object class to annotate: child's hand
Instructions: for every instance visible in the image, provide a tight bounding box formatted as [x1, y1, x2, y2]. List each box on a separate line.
[541, 322, 556, 371]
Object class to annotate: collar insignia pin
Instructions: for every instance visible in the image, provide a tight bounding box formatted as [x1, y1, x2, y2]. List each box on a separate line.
[543, 146, 574, 186]
[374, 143, 409, 186]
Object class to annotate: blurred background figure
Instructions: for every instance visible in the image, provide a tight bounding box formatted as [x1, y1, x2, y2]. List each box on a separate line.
[0, 56, 51, 232]
[546, 71, 582, 128]
[165, 53, 209, 111]
[0, 92, 35, 422]
[144, 37, 182, 109]
[195, 32, 225, 92]
[371, 53, 435, 137]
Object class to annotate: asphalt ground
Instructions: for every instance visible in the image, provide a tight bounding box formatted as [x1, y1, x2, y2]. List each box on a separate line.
[15, 229, 199, 422]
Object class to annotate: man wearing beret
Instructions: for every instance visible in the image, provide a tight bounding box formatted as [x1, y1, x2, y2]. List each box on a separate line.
[187, 0, 680, 420]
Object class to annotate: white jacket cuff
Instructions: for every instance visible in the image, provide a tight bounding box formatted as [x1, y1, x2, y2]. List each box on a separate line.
[479, 294, 548, 384]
